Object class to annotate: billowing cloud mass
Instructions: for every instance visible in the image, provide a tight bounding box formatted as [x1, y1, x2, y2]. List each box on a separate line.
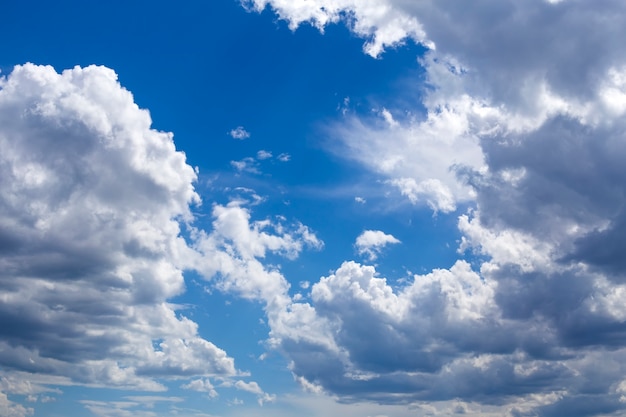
[5, 1, 626, 416]
[245, 1, 626, 415]
[0, 64, 291, 410]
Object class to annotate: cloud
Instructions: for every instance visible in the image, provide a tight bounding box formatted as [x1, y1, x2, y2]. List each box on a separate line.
[247, 1, 626, 414]
[182, 379, 218, 398]
[266, 256, 626, 415]
[0, 64, 238, 394]
[193, 202, 323, 307]
[229, 126, 250, 140]
[277, 153, 291, 162]
[249, 0, 626, 214]
[0, 391, 33, 417]
[231, 157, 260, 174]
[231, 150, 291, 175]
[242, 0, 431, 57]
[354, 230, 400, 261]
[233, 380, 276, 405]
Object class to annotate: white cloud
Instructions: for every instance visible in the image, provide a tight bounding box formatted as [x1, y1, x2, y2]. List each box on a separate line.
[181, 379, 218, 398]
[327, 76, 486, 212]
[277, 153, 291, 162]
[0, 64, 237, 393]
[354, 230, 400, 261]
[194, 202, 322, 308]
[229, 126, 250, 140]
[257, 150, 272, 160]
[242, 0, 431, 57]
[250, 0, 626, 219]
[231, 157, 260, 174]
[233, 380, 276, 405]
[245, 3, 626, 413]
[0, 391, 33, 417]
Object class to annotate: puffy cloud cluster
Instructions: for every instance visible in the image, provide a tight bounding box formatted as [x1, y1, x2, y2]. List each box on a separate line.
[0, 64, 328, 414]
[247, 0, 626, 415]
[0, 64, 249, 405]
[229, 126, 250, 140]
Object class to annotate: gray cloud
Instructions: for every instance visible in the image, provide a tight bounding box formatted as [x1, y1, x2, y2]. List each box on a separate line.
[0, 64, 237, 393]
[247, 1, 626, 415]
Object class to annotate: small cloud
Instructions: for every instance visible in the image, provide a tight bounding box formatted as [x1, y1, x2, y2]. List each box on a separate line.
[230, 157, 259, 174]
[233, 381, 275, 405]
[228, 398, 243, 406]
[181, 379, 218, 398]
[339, 96, 351, 115]
[229, 126, 250, 140]
[355, 196, 366, 204]
[256, 150, 272, 160]
[355, 230, 401, 261]
[380, 108, 398, 127]
[277, 153, 291, 162]
[234, 380, 263, 395]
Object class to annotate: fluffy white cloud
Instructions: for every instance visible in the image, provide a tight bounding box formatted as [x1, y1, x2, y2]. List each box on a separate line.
[0, 64, 237, 394]
[233, 380, 276, 405]
[250, 0, 626, 216]
[229, 126, 250, 140]
[354, 230, 400, 261]
[182, 378, 218, 398]
[267, 255, 626, 415]
[0, 391, 33, 417]
[194, 202, 322, 307]
[247, 1, 626, 415]
[242, 0, 431, 57]
[256, 150, 272, 160]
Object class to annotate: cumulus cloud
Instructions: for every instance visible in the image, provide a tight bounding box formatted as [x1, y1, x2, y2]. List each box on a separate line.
[247, 1, 626, 415]
[182, 379, 218, 398]
[267, 256, 626, 416]
[242, 0, 431, 57]
[229, 126, 250, 140]
[0, 391, 33, 417]
[0, 64, 239, 395]
[194, 202, 323, 308]
[233, 380, 276, 405]
[256, 150, 272, 160]
[249, 0, 626, 215]
[354, 230, 400, 261]
[277, 153, 291, 162]
[0, 63, 328, 416]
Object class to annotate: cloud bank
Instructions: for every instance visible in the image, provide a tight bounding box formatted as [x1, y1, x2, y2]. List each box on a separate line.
[245, 1, 626, 415]
[0, 64, 296, 411]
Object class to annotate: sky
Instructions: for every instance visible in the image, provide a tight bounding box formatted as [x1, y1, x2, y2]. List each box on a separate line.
[2, 0, 626, 416]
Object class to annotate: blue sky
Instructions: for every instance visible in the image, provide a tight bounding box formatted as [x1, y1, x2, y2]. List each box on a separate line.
[3, 1, 626, 417]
